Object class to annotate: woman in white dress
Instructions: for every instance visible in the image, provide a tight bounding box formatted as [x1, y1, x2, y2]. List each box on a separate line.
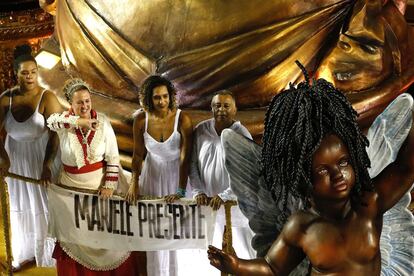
[126, 75, 193, 276]
[0, 45, 61, 269]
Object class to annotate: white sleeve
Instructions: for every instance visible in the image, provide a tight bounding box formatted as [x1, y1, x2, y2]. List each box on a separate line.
[189, 132, 206, 198]
[46, 112, 79, 132]
[217, 171, 237, 201]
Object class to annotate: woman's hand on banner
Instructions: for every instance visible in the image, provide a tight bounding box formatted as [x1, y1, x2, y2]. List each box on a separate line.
[99, 187, 114, 199]
[164, 193, 182, 203]
[125, 183, 139, 204]
[195, 193, 208, 205]
[209, 195, 224, 210]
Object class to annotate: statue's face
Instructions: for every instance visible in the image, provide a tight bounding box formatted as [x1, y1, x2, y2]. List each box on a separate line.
[311, 134, 355, 202]
[317, 32, 393, 92]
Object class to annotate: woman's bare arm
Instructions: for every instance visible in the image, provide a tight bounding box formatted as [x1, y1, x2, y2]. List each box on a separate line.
[165, 111, 193, 202]
[178, 112, 193, 190]
[41, 91, 62, 185]
[126, 112, 146, 203]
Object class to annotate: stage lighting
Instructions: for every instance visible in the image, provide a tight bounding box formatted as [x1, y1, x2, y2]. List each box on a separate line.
[35, 49, 61, 69]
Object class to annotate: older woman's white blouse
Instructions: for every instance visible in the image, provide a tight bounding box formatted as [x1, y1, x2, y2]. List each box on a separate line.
[47, 111, 120, 190]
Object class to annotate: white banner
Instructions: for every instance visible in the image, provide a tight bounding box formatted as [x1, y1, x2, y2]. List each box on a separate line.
[48, 185, 216, 251]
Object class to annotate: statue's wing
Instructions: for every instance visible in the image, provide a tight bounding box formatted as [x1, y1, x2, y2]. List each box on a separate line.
[365, 93, 414, 276]
[366, 93, 413, 178]
[380, 191, 414, 276]
[221, 129, 308, 275]
[221, 130, 302, 250]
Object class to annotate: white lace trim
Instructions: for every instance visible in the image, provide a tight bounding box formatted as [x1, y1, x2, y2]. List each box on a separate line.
[103, 180, 117, 190]
[47, 112, 79, 131]
[87, 114, 105, 164]
[68, 129, 86, 168]
[67, 113, 105, 169]
[59, 242, 131, 271]
[106, 165, 119, 173]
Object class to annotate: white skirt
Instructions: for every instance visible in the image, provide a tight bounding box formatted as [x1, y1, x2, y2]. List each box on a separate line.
[6, 131, 59, 267]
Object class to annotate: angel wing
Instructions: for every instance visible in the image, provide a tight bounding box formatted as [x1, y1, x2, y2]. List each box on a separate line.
[222, 93, 414, 275]
[221, 129, 299, 256]
[366, 93, 414, 276]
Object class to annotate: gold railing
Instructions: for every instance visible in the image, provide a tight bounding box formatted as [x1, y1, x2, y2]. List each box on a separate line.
[0, 175, 12, 276]
[0, 172, 237, 276]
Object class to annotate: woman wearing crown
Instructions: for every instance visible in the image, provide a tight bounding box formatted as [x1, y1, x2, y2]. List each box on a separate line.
[46, 78, 138, 275]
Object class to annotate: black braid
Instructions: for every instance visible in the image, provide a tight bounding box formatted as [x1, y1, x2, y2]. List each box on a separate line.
[262, 61, 372, 213]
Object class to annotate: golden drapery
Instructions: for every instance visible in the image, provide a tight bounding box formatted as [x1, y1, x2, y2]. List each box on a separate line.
[55, 0, 354, 107]
[36, 0, 413, 133]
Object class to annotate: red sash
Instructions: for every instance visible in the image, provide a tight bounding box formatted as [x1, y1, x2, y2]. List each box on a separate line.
[63, 161, 105, 174]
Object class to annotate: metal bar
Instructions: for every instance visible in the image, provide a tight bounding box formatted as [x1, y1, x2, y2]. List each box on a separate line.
[0, 176, 13, 276]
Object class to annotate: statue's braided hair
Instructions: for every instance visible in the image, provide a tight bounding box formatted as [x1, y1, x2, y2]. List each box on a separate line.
[261, 61, 372, 211]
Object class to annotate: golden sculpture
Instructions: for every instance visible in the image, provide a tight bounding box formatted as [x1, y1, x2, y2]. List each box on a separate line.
[37, 0, 414, 148]
[318, 0, 414, 124]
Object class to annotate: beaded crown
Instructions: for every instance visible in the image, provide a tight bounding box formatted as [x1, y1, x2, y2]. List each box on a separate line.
[63, 78, 91, 103]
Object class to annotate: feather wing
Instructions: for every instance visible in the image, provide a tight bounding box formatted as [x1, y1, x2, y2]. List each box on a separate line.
[366, 93, 414, 276]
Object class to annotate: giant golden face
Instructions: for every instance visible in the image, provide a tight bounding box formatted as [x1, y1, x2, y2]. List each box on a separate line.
[318, 32, 393, 92]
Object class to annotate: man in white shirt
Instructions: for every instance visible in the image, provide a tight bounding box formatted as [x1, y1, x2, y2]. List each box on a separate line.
[189, 90, 255, 261]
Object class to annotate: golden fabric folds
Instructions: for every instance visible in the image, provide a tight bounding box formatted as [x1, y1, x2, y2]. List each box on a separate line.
[54, 0, 414, 115]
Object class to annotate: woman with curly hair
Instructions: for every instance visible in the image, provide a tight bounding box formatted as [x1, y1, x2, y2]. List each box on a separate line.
[126, 75, 193, 276]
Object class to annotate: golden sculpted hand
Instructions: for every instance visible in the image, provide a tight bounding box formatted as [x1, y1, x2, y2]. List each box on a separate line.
[125, 183, 139, 204]
[209, 195, 224, 210]
[195, 193, 208, 205]
[208, 245, 239, 274]
[99, 188, 114, 199]
[40, 164, 52, 186]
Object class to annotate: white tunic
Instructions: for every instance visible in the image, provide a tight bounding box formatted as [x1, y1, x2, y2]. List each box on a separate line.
[139, 109, 182, 276]
[50, 111, 123, 191]
[5, 90, 59, 267]
[190, 118, 252, 201]
[48, 111, 131, 270]
[182, 118, 255, 276]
